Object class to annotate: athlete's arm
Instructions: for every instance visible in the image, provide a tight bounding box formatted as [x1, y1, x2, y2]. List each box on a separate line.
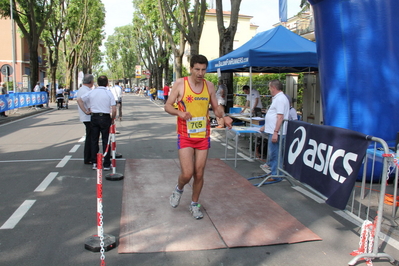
[164, 78, 192, 120]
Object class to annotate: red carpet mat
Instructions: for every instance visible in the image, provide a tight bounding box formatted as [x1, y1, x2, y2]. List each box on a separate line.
[118, 159, 321, 253]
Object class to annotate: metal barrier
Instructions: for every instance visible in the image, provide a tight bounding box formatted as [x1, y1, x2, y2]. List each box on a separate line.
[346, 137, 396, 265]
[255, 120, 397, 265]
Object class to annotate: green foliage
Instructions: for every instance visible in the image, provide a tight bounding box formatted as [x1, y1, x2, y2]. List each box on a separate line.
[205, 73, 305, 109]
[104, 24, 138, 81]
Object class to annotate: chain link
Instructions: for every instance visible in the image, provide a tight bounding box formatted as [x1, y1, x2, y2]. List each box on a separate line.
[99, 201, 105, 264]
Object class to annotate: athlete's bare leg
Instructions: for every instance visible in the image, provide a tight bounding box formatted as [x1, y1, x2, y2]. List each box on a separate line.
[178, 147, 209, 202]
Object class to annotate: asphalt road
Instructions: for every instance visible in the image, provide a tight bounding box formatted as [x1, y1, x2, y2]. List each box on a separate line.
[0, 94, 397, 266]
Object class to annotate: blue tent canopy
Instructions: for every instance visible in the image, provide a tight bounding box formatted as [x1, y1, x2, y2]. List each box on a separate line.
[207, 25, 318, 73]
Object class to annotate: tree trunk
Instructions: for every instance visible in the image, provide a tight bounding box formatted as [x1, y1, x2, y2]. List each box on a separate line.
[29, 44, 40, 91]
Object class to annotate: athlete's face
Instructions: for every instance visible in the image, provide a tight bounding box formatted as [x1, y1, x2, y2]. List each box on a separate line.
[190, 63, 207, 82]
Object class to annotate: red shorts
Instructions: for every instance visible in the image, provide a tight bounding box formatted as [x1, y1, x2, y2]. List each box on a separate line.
[178, 135, 210, 150]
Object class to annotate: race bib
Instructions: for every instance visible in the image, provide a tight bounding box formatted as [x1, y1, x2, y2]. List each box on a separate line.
[186, 116, 206, 133]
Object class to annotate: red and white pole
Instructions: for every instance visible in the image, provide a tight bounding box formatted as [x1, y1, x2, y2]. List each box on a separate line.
[96, 153, 103, 237]
[84, 154, 116, 254]
[105, 124, 124, 181]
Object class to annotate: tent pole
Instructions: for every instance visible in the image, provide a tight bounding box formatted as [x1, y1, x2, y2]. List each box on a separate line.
[249, 66, 254, 159]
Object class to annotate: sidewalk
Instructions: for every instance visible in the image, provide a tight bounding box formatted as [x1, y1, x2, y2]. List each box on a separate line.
[0, 104, 57, 125]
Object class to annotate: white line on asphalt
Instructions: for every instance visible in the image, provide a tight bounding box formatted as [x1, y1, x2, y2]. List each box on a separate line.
[220, 143, 234, 149]
[210, 136, 221, 142]
[0, 200, 36, 230]
[292, 186, 325, 204]
[78, 136, 86, 142]
[237, 152, 254, 162]
[0, 158, 126, 163]
[69, 145, 80, 153]
[56, 155, 72, 168]
[34, 172, 58, 192]
[0, 159, 61, 163]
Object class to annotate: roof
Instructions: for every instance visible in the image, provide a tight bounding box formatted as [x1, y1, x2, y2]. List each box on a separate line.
[207, 25, 318, 73]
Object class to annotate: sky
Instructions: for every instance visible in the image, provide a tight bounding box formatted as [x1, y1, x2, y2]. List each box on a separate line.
[101, 0, 303, 40]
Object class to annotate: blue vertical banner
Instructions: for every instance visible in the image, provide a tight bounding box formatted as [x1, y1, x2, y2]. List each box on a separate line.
[279, 0, 287, 22]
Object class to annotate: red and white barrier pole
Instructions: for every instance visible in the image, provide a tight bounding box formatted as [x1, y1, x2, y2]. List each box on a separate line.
[105, 124, 124, 181]
[84, 153, 116, 255]
[96, 153, 104, 238]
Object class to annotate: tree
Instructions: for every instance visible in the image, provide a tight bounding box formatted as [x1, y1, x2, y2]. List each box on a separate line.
[157, 0, 187, 80]
[63, 0, 105, 90]
[160, 0, 207, 62]
[132, 0, 171, 90]
[105, 25, 139, 86]
[215, 0, 242, 111]
[0, 0, 56, 90]
[42, 0, 69, 101]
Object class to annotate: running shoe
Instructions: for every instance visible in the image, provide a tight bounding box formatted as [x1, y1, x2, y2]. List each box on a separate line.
[103, 166, 111, 171]
[189, 203, 204, 219]
[170, 189, 183, 208]
[92, 163, 97, 170]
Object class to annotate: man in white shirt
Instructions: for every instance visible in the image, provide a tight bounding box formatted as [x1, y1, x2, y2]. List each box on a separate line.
[77, 75, 116, 171]
[215, 79, 227, 128]
[110, 81, 122, 120]
[33, 82, 40, 92]
[33, 82, 41, 109]
[285, 94, 298, 121]
[77, 74, 94, 164]
[260, 80, 289, 176]
[241, 85, 263, 117]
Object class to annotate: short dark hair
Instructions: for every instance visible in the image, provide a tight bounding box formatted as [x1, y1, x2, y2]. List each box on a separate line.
[269, 79, 283, 91]
[242, 85, 250, 91]
[190, 54, 208, 68]
[97, 75, 108, 87]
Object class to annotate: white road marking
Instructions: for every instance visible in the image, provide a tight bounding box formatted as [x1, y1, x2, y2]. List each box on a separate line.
[0, 200, 36, 229]
[34, 172, 58, 192]
[69, 145, 80, 153]
[56, 155, 72, 168]
[237, 152, 254, 162]
[78, 136, 86, 142]
[292, 186, 325, 204]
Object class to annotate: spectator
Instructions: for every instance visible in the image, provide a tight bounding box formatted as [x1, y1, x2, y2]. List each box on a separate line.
[1, 83, 8, 117]
[285, 94, 298, 121]
[110, 81, 123, 120]
[163, 83, 170, 104]
[56, 86, 65, 110]
[77, 75, 116, 171]
[215, 79, 227, 128]
[241, 85, 263, 117]
[259, 80, 289, 176]
[77, 74, 94, 165]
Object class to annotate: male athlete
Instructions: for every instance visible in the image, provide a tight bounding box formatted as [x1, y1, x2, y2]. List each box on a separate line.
[164, 54, 233, 219]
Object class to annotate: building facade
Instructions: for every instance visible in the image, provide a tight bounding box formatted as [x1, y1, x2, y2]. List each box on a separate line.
[0, 18, 47, 92]
[183, 9, 258, 70]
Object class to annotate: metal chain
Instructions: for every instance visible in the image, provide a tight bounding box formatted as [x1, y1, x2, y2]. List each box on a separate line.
[99, 201, 105, 265]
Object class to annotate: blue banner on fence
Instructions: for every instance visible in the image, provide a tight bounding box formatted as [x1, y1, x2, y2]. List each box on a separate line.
[284, 120, 370, 209]
[0, 92, 48, 112]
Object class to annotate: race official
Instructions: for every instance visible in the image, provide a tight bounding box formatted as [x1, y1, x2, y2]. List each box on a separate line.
[76, 74, 94, 165]
[77, 75, 116, 171]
